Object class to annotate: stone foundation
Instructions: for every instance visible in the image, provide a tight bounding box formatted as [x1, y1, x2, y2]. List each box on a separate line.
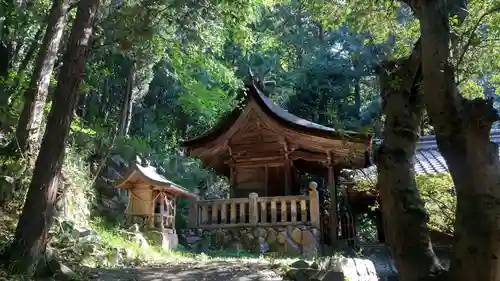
[179, 225, 320, 258]
[145, 229, 179, 251]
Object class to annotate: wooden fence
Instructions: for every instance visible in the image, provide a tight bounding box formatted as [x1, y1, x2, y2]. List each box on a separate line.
[187, 182, 320, 229]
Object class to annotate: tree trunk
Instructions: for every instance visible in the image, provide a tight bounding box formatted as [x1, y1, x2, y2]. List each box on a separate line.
[9, 24, 45, 98]
[14, 0, 69, 156]
[418, 2, 500, 281]
[2, 0, 99, 275]
[376, 41, 444, 281]
[354, 78, 361, 118]
[118, 63, 135, 137]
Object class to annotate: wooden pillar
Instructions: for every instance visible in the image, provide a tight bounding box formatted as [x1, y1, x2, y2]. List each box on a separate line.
[309, 181, 320, 229]
[187, 196, 199, 228]
[327, 159, 338, 246]
[172, 196, 177, 231]
[284, 160, 291, 195]
[249, 192, 259, 225]
[230, 166, 236, 197]
[148, 189, 156, 229]
[159, 192, 165, 231]
[282, 140, 291, 195]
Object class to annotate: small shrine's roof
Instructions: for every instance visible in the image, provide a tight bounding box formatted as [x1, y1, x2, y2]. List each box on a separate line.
[114, 163, 196, 198]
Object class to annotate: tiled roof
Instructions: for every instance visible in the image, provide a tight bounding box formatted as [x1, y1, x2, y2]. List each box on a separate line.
[414, 130, 500, 175]
[354, 129, 500, 178]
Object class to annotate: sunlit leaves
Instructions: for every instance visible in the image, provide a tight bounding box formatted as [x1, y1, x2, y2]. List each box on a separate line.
[459, 80, 484, 99]
[416, 173, 456, 234]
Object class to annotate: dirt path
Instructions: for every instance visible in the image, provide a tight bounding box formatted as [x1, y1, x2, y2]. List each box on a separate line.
[88, 261, 285, 281]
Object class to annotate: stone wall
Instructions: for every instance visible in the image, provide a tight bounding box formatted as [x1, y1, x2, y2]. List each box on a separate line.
[179, 225, 320, 258]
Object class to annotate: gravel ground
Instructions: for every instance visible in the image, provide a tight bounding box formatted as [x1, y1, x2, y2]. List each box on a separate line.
[88, 260, 286, 281]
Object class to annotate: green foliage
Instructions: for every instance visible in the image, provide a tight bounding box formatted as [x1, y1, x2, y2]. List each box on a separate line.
[416, 173, 456, 234]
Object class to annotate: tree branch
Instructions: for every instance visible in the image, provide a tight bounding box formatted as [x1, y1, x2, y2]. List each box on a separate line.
[456, 4, 500, 70]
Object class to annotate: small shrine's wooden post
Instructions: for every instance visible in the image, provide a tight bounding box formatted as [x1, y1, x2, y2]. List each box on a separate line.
[148, 190, 155, 229]
[159, 192, 165, 231]
[309, 181, 320, 230]
[187, 196, 199, 228]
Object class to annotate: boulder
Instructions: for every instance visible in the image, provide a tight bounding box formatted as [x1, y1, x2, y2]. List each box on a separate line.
[321, 271, 345, 281]
[230, 241, 244, 252]
[241, 232, 255, 250]
[277, 231, 287, 244]
[327, 257, 378, 281]
[253, 228, 267, 238]
[290, 228, 302, 245]
[291, 260, 310, 269]
[213, 230, 230, 247]
[185, 236, 202, 244]
[266, 229, 277, 244]
[301, 230, 319, 258]
[254, 237, 269, 254]
[145, 230, 178, 250]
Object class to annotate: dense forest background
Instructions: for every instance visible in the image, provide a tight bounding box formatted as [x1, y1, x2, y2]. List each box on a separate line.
[2, 0, 497, 194]
[0, 0, 499, 280]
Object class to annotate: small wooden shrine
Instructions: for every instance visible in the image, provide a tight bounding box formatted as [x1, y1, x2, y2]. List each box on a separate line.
[182, 79, 373, 245]
[114, 163, 195, 231]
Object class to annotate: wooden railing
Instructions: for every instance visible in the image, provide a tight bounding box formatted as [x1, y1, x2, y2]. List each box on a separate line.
[187, 182, 320, 229]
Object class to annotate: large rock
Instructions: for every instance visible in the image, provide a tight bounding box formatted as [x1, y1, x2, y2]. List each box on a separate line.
[241, 232, 255, 250]
[277, 231, 287, 244]
[254, 237, 269, 254]
[291, 260, 310, 269]
[145, 230, 178, 250]
[290, 228, 302, 245]
[301, 230, 319, 258]
[253, 228, 267, 238]
[288, 257, 378, 281]
[266, 229, 277, 244]
[328, 257, 378, 281]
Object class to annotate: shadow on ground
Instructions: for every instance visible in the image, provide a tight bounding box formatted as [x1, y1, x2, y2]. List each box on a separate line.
[88, 260, 284, 281]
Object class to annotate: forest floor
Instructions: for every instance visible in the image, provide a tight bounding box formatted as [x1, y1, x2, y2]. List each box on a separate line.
[87, 260, 284, 281]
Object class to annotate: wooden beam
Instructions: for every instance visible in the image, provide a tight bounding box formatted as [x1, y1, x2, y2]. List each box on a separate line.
[327, 152, 337, 246]
[282, 138, 291, 195]
[290, 150, 328, 162]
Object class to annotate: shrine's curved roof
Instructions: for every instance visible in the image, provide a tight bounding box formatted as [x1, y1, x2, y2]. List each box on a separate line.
[182, 83, 372, 148]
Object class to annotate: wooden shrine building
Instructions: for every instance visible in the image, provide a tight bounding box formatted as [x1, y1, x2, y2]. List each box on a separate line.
[182, 81, 373, 245]
[114, 163, 195, 231]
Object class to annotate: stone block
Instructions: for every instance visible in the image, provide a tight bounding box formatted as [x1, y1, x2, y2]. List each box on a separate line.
[145, 230, 178, 251]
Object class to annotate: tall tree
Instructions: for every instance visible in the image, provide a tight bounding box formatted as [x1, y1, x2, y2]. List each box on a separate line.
[1, 0, 100, 274]
[376, 40, 443, 281]
[400, 1, 500, 280]
[14, 0, 69, 156]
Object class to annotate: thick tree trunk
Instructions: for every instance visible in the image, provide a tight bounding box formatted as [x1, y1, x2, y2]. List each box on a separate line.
[14, 0, 69, 156]
[376, 41, 444, 281]
[1, 0, 99, 275]
[419, 2, 500, 281]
